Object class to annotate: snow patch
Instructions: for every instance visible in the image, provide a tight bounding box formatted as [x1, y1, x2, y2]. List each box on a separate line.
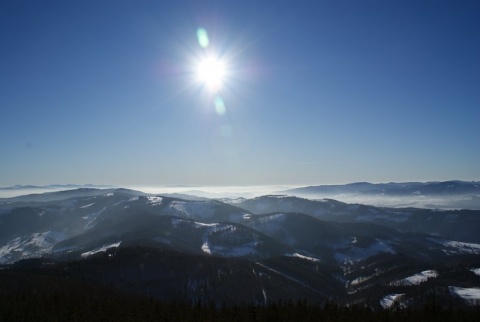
[81, 241, 121, 258]
[350, 267, 389, 287]
[392, 270, 438, 286]
[201, 242, 211, 254]
[380, 294, 405, 309]
[194, 221, 218, 228]
[147, 196, 163, 205]
[351, 275, 374, 286]
[471, 268, 480, 276]
[430, 239, 480, 255]
[290, 252, 320, 262]
[0, 231, 66, 264]
[449, 287, 480, 303]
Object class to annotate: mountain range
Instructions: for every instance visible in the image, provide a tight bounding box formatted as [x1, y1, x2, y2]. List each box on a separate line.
[281, 180, 480, 209]
[1, 184, 480, 308]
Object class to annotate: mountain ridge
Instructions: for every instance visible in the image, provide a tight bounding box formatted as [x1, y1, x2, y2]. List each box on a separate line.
[1, 187, 480, 307]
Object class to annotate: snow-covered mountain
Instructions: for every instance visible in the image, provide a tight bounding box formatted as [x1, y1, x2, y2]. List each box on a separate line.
[1, 188, 480, 307]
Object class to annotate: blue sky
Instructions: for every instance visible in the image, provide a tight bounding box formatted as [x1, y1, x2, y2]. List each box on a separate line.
[1, 0, 479, 187]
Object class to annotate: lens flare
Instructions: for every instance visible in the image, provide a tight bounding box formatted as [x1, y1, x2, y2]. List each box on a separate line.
[196, 28, 209, 48]
[214, 96, 226, 115]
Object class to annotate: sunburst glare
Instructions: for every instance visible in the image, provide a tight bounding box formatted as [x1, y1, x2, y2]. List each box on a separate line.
[195, 55, 227, 92]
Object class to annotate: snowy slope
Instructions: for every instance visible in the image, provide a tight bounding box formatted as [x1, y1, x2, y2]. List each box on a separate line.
[81, 241, 122, 258]
[380, 293, 405, 309]
[430, 239, 480, 255]
[391, 270, 438, 286]
[449, 287, 480, 303]
[0, 231, 65, 264]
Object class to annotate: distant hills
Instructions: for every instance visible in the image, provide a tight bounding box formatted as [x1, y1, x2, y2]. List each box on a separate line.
[0, 184, 114, 190]
[283, 180, 480, 196]
[3, 181, 479, 209]
[281, 180, 480, 209]
[0, 184, 116, 199]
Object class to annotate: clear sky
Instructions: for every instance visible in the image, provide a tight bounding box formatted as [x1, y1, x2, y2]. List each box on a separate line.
[1, 0, 479, 187]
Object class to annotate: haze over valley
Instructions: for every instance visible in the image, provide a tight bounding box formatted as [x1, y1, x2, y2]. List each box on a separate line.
[3, 180, 480, 209]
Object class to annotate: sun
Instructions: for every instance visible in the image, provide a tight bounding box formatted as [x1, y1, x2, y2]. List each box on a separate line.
[195, 55, 226, 92]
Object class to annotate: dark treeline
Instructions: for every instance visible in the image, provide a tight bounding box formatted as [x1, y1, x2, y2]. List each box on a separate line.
[2, 295, 480, 322]
[1, 249, 480, 321]
[0, 272, 479, 322]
